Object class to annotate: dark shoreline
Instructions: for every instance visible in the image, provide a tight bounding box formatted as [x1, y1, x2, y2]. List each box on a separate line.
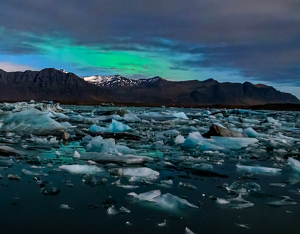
[1, 100, 300, 111]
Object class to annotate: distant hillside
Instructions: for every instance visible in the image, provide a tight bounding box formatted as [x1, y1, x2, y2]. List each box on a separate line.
[0, 68, 298, 107]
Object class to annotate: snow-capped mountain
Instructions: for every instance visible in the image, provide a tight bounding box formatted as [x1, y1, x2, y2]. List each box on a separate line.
[83, 75, 162, 88]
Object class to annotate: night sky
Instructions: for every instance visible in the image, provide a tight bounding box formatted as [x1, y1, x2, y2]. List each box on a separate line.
[0, 0, 299, 98]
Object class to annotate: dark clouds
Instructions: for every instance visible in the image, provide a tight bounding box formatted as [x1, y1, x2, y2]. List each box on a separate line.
[0, 0, 300, 84]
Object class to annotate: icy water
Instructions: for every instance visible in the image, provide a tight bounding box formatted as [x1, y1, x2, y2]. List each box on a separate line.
[0, 102, 300, 234]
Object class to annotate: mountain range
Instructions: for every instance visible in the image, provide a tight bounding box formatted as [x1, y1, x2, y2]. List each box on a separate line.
[0, 68, 299, 107]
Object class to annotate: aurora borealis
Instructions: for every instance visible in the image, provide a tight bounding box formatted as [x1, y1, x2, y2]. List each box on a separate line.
[0, 0, 299, 97]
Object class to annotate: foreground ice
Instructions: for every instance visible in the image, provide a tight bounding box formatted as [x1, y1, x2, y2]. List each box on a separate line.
[59, 165, 104, 174]
[128, 190, 198, 211]
[288, 157, 300, 172]
[0, 109, 65, 135]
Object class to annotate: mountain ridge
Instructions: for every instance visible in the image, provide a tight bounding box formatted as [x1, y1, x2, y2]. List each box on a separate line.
[0, 68, 298, 107]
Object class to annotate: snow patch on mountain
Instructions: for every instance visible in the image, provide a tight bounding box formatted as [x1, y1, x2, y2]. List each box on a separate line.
[83, 75, 162, 87]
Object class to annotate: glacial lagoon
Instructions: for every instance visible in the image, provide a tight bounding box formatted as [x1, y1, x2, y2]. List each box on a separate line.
[0, 102, 300, 233]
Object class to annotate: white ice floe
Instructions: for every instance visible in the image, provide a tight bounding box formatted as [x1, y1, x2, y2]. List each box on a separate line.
[81, 152, 153, 164]
[109, 167, 159, 180]
[174, 135, 185, 144]
[182, 132, 258, 151]
[128, 190, 198, 210]
[185, 227, 196, 234]
[21, 169, 47, 176]
[236, 164, 282, 174]
[73, 151, 81, 158]
[59, 165, 104, 174]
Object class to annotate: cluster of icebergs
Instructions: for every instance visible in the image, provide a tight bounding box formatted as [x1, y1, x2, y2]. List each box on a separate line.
[1, 101, 300, 232]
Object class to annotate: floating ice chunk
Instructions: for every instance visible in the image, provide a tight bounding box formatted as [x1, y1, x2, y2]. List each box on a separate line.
[0, 146, 26, 156]
[21, 169, 47, 176]
[85, 135, 135, 155]
[128, 190, 198, 210]
[59, 204, 73, 210]
[153, 193, 198, 209]
[244, 127, 262, 138]
[60, 122, 73, 129]
[138, 112, 177, 121]
[89, 124, 105, 132]
[107, 205, 119, 215]
[237, 164, 282, 174]
[199, 140, 228, 151]
[269, 183, 286, 187]
[267, 117, 281, 126]
[235, 223, 250, 229]
[179, 182, 197, 190]
[0, 109, 65, 135]
[8, 174, 20, 180]
[109, 167, 159, 180]
[29, 136, 59, 144]
[51, 112, 70, 120]
[216, 198, 230, 205]
[59, 165, 104, 174]
[172, 112, 188, 119]
[106, 119, 131, 132]
[226, 182, 261, 195]
[81, 152, 152, 164]
[288, 157, 300, 172]
[227, 195, 254, 209]
[203, 110, 211, 115]
[0, 157, 14, 166]
[111, 179, 139, 189]
[185, 227, 196, 234]
[182, 132, 203, 148]
[164, 129, 180, 137]
[174, 135, 185, 144]
[240, 118, 260, 124]
[210, 137, 258, 150]
[157, 220, 168, 227]
[119, 206, 131, 213]
[73, 151, 81, 158]
[87, 160, 97, 165]
[194, 163, 213, 171]
[41, 186, 60, 195]
[128, 190, 161, 201]
[123, 113, 141, 123]
[267, 197, 297, 207]
[160, 180, 173, 186]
